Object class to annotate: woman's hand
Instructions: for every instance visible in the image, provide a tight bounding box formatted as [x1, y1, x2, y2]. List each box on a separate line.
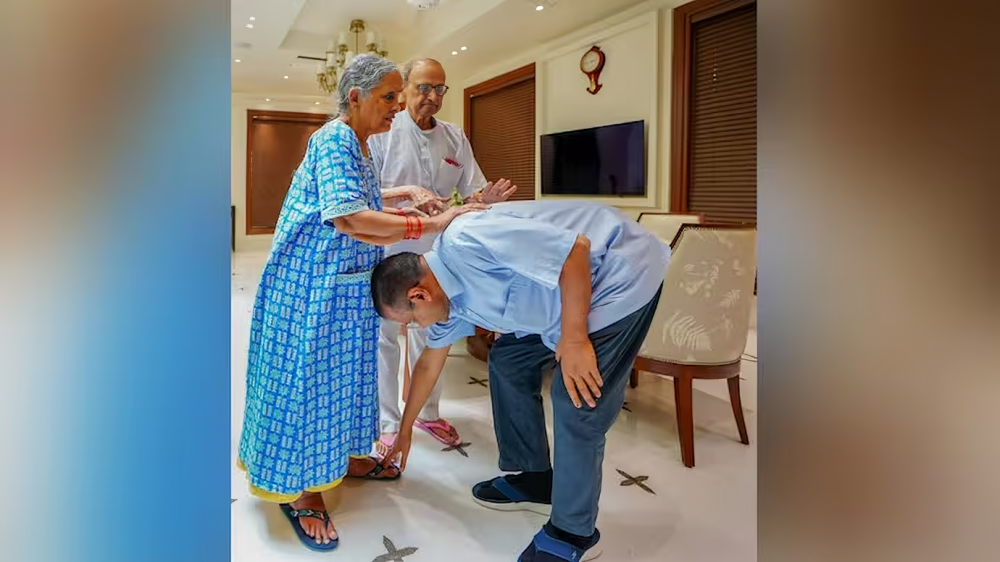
[425, 203, 489, 233]
[402, 186, 450, 216]
[381, 185, 447, 213]
[398, 207, 429, 217]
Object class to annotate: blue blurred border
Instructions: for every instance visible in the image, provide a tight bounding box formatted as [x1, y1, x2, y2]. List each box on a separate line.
[68, 6, 231, 562]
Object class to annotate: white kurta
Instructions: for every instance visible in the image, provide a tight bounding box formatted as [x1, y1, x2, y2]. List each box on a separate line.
[368, 110, 488, 256]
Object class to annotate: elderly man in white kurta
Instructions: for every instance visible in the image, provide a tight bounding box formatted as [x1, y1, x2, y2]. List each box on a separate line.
[368, 57, 516, 451]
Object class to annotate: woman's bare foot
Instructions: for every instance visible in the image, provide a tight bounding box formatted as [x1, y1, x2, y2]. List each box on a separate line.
[289, 491, 337, 545]
[348, 456, 401, 479]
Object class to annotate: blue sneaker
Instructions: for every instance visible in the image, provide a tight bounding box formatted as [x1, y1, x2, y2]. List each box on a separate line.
[518, 528, 602, 561]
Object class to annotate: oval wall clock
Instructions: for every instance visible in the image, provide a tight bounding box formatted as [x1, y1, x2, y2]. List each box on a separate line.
[580, 45, 606, 95]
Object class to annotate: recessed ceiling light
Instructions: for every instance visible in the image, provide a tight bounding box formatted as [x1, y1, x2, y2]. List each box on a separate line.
[234, 59, 241, 63]
[249, 16, 256, 21]
[536, 5, 544, 11]
[283, 75, 289, 79]
[245, 23, 254, 28]
[452, 51, 458, 55]
[315, 101, 321, 105]
[265, 98, 271, 101]
[461, 46, 467, 51]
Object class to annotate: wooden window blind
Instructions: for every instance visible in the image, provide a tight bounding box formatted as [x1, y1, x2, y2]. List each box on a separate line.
[687, 2, 757, 224]
[246, 110, 327, 235]
[468, 77, 536, 201]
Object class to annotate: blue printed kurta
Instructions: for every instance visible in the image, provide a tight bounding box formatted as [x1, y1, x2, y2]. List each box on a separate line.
[238, 119, 383, 501]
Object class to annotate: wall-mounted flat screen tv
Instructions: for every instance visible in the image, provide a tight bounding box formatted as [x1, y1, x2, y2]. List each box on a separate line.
[540, 120, 645, 196]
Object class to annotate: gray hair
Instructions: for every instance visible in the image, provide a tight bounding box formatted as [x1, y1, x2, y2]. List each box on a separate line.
[399, 58, 443, 83]
[336, 54, 399, 115]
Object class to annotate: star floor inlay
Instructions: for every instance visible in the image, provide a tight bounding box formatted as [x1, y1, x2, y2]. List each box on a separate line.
[372, 535, 418, 562]
[442, 442, 472, 457]
[616, 468, 656, 495]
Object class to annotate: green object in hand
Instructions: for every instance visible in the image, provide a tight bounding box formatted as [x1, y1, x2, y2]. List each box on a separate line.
[451, 190, 464, 207]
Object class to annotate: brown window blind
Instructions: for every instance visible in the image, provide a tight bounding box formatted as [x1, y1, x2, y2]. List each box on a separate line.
[687, 3, 756, 224]
[468, 78, 536, 201]
[246, 111, 327, 234]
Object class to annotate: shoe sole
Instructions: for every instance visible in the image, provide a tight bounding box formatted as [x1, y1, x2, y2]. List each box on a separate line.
[472, 494, 553, 517]
[517, 546, 603, 561]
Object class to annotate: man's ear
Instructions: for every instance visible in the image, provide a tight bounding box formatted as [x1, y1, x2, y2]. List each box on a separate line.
[406, 286, 429, 303]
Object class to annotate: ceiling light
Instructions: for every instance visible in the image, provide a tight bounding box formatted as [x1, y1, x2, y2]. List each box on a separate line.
[234, 59, 241, 63]
[265, 98, 271, 101]
[536, 5, 544, 11]
[283, 75, 289, 79]
[452, 51, 458, 55]
[245, 23, 254, 29]
[316, 19, 390, 95]
[249, 16, 256, 21]
[315, 101, 321, 105]
[461, 46, 467, 51]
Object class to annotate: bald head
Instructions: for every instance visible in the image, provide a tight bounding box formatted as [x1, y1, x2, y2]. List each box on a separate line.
[399, 58, 448, 127]
[399, 58, 444, 83]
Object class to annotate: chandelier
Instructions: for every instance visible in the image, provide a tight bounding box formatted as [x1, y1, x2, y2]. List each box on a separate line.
[316, 20, 389, 95]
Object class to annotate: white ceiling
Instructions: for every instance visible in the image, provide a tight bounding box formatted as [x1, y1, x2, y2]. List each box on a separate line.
[232, 0, 652, 97]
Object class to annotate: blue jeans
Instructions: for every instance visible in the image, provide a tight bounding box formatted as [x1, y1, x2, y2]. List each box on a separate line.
[486, 288, 661, 536]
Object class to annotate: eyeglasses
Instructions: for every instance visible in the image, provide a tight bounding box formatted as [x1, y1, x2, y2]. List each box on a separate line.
[416, 84, 449, 96]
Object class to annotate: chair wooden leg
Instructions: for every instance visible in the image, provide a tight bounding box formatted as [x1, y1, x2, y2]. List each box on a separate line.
[673, 372, 695, 468]
[727, 376, 750, 445]
[630, 367, 639, 388]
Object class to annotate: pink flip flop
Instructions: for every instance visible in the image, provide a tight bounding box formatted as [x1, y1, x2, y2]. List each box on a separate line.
[414, 418, 462, 447]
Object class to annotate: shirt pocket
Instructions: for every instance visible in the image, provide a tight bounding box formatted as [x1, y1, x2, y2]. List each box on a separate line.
[434, 157, 464, 196]
[500, 275, 559, 335]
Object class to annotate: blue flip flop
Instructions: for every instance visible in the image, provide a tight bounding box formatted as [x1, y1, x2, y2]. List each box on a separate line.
[518, 528, 602, 562]
[279, 503, 339, 552]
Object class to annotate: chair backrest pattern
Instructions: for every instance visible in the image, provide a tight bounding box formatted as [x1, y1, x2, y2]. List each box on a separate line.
[640, 225, 757, 365]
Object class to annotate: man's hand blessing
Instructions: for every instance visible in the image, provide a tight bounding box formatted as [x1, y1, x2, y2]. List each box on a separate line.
[555, 338, 602, 408]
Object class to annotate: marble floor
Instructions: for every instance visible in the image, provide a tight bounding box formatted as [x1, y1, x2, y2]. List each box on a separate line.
[231, 251, 757, 561]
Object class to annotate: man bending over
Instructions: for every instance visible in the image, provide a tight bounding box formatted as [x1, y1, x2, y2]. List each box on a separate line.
[370, 201, 669, 562]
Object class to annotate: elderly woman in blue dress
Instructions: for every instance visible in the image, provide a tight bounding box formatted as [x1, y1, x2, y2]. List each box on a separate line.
[238, 54, 483, 551]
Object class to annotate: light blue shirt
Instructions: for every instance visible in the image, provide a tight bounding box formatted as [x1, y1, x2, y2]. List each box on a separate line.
[424, 201, 670, 351]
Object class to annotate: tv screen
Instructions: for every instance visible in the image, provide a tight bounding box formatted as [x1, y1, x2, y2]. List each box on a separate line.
[541, 120, 645, 196]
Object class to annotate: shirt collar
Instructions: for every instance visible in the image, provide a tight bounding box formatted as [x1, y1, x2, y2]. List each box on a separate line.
[424, 251, 464, 299]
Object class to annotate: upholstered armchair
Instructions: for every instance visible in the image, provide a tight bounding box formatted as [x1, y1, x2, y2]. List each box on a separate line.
[637, 211, 704, 245]
[632, 224, 757, 467]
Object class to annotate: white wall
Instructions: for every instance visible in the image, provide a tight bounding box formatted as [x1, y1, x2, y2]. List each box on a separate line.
[537, 13, 660, 208]
[231, 93, 332, 252]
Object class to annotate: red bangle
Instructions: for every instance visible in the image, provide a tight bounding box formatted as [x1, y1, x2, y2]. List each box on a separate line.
[404, 215, 419, 240]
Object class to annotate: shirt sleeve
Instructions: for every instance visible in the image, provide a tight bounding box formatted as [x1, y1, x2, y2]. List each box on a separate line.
[426, 316, 477, 348]
[315, 126, 373, 224]
[445, 214, 579, 290]
[458, 133, 488, 199]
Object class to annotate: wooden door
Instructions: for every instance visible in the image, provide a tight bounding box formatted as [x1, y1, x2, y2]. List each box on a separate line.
[246, 110, 329, 234]
[465, 64, 536, 201]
